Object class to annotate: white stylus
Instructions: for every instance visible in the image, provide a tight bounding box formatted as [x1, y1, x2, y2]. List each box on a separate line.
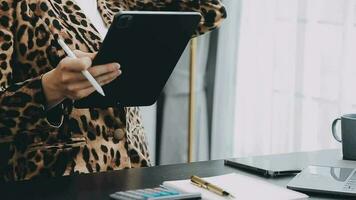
[57, 39, 105, 96]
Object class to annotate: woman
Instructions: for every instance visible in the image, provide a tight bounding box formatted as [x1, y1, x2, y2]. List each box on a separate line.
[0, 0, 227, 181]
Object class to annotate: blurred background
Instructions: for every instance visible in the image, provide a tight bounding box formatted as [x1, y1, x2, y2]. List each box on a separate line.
[141, 0, 356, 165]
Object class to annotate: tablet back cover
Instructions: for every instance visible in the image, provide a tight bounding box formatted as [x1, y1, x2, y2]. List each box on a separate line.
[74, 11, 201, 108]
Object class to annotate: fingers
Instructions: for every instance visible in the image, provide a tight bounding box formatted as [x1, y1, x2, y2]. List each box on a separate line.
[67, 86, 96, 100]
[88, 63, 121, 77]
[59, 56, 92, 72]
[66, 73, 118, 100]
[73, 50, 97, 60]
[66, 69, 121, 91]
[60, 63, 120, 83]
[90, 69, 121, 87]
[57, 52, 122, 100]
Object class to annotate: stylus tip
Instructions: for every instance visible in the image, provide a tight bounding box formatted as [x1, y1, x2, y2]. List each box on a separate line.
[98, 88, 105, 96]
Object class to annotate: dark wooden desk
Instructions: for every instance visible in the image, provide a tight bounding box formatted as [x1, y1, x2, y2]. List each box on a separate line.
[0, 149, 354, 200]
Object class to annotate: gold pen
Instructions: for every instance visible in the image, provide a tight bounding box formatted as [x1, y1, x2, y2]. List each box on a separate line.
[190, 175, 234, 198]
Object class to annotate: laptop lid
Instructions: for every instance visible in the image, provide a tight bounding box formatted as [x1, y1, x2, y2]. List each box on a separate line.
[225, 153, 303, 177]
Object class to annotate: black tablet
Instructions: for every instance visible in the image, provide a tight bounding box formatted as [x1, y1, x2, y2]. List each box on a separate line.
[74, 11, 201, 108]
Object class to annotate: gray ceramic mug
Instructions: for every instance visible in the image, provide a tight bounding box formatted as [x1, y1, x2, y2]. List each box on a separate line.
[332, 114, 356, 160]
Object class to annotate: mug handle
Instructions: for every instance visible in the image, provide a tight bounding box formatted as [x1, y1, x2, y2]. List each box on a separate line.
[332, 118, 342, 142]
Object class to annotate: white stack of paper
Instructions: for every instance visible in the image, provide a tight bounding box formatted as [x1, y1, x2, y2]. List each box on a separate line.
[163, 173, 308, 200]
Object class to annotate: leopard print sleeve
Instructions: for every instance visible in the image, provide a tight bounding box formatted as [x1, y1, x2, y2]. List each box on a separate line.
[128, 0, 227, 35]
[0, 1, 61, 143]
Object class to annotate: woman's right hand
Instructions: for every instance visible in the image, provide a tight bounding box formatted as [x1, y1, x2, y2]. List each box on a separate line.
[42, 50, 121, 108]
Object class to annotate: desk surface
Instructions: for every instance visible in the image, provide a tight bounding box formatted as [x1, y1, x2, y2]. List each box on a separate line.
[1, 149, 355, 200]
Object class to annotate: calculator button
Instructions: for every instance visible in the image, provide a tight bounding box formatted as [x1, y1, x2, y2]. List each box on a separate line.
[142, 193, 154, 199]
[116, 191, 143, 200]
[135, 189, 149, 195]
[153, 193, 161, 197]
[158, 192, 170, 196]
[126, 191, 145, 199]
[144, 189, 158, 193]
[157, 187, 180, 195]
[110, 193, 134, 200]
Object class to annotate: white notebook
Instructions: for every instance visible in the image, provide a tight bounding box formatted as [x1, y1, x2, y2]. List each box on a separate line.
[163, 173, 308, 200]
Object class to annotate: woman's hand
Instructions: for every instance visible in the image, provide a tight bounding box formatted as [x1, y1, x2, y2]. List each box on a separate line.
[42, 50, 121, 108]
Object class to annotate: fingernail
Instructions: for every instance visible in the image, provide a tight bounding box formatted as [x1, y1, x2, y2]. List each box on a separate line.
[115, 63, 121, 70]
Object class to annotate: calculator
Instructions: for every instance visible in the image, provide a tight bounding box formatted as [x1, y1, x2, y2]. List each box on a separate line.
[109, 186, 201, 200]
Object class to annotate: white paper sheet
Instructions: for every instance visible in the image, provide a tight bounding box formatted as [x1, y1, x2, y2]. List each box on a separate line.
[163, 173, 308, 200]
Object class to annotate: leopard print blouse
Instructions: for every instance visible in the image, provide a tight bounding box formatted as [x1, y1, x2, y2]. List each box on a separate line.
[0, 0, 227, 181]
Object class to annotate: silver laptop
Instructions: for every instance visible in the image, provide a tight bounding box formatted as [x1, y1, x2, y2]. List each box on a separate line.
[287, 165, 356, 197]
[225, 153, 303, 177]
